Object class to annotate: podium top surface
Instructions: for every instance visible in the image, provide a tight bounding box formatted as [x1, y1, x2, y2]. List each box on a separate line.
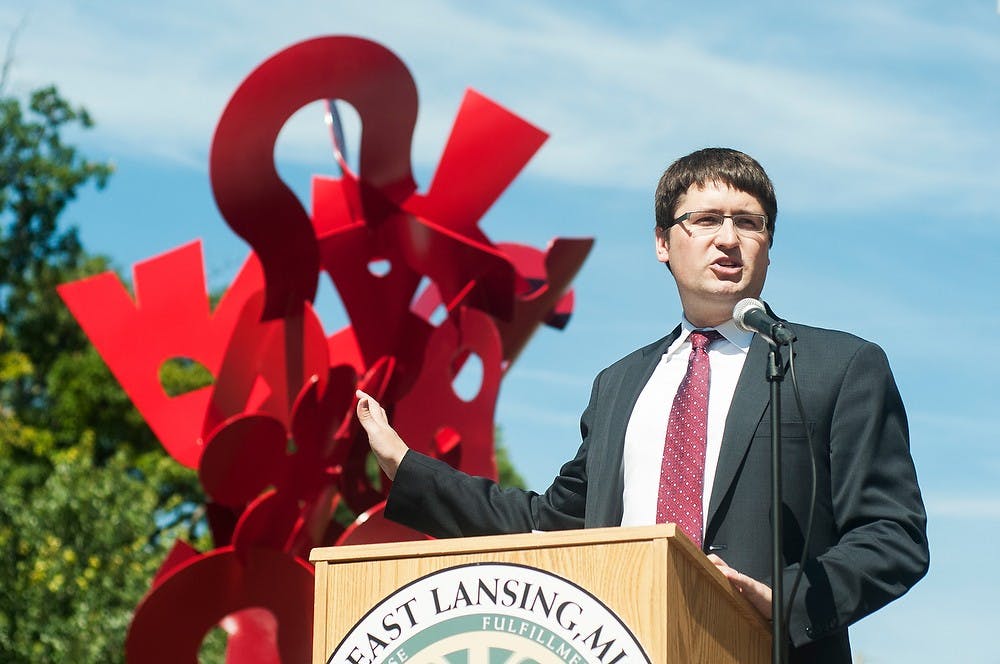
[309, 524, 689, 563]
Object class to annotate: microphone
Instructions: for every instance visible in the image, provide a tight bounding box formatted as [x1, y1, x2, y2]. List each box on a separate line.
[733, 298, 796, 346]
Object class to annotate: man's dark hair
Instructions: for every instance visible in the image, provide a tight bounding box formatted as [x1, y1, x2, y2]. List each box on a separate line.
[654, 148, 777, 246]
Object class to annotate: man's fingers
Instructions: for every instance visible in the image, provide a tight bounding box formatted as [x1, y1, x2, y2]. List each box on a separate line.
[706, 554, 739, 581]
[356, 389, 374, 407]
[705, 554, 773, 617]
[711, 564, 773, 620]
[355, 390, 372, 422]
[356, 390, 385, 427]
[353, 389, 408, 481]
[727, 569, 750, 588]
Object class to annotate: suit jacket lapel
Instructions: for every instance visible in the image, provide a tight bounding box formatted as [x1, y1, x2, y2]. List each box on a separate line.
[597, 325, 681, 525]
[615, 325, 682, 440]
[706, 332, 772, 529]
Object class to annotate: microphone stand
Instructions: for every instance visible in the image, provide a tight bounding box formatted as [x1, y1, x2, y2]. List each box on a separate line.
[766, 336, 788, 664]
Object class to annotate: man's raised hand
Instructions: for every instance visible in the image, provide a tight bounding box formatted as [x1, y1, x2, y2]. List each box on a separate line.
[355, 390, 409, 481]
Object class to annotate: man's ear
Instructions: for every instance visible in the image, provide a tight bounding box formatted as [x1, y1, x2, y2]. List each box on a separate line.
[655, 226, 670, 264]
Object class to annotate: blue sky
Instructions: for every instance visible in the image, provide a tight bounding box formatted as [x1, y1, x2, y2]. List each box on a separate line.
[3, 1, 998, 661]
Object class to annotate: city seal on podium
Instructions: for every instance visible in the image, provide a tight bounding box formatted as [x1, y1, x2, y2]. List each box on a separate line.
[327, 562, 651, 664]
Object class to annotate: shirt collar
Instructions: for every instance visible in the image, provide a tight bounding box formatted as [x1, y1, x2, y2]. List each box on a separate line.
[666, 316, 755, 357]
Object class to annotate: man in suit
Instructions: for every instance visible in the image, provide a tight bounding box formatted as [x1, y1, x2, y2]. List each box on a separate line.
[356, 147, 929, 663]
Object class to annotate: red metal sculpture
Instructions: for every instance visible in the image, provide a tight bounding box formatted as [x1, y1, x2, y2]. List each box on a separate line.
[58, 35, 592, 663]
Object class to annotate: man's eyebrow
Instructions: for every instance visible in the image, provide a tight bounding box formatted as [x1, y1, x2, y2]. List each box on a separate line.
[694, 208, 763, 214]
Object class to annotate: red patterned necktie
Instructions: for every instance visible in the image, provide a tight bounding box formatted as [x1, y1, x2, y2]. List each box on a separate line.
[656, 329, 723, 548]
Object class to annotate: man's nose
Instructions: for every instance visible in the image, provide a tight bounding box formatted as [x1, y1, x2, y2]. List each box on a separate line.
[713, 218, 740, 246]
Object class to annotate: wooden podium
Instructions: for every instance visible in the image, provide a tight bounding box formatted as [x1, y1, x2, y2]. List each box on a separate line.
[310, 524, 770, 663]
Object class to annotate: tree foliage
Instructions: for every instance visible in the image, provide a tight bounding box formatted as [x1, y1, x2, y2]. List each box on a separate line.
[0, 82, 200, 664]
[0, 431, 188, 663]
[0, 86, 113, 370]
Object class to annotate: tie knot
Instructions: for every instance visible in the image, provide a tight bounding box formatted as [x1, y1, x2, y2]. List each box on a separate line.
[689, 329, 723, 351]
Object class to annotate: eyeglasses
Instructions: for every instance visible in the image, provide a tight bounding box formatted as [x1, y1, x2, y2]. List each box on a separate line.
[672, 211, 768, 237]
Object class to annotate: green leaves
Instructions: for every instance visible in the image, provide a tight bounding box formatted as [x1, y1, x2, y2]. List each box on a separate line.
[1, 86, 115, 419]
[0, 83, 196, 663]
[0, 436, 168, 663]
[0, 86, 111, 279]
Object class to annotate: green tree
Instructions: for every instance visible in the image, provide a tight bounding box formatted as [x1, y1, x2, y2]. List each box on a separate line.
[0, 79, 198, 468]
[0, 429, 185, 663]
[495, 426, 526, 489]
[0, 82, 208, 664]
[0, 85, 112, 378]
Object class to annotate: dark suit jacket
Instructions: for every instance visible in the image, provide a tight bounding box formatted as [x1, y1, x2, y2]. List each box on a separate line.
[386, 319, 929, 663]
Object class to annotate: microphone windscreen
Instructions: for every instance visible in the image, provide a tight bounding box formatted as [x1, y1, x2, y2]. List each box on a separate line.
[732, 298, 765, 333]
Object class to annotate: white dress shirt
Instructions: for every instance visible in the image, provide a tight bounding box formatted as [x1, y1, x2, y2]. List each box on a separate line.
[620, 318, 754, 530]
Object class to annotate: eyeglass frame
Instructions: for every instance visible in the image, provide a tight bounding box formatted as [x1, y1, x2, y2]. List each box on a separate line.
[670, 211, 770, 238]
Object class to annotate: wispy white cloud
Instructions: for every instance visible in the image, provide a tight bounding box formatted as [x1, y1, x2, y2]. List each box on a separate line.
[925, 494, 1000, 520]
[2, 0, 995, 214]
[840, 2, 1000, 66]
[505, 367, 592, 390]
[497, 401, 581, 430]
[908, 411, 1000, 443]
